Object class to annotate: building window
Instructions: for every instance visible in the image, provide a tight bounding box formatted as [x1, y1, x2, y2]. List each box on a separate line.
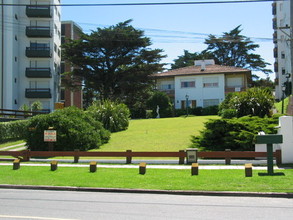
[15, 35, 17, 41]
[203, 77, 219, 88]
[281, 52, 285, 59]
[15, 14, 18, 20]
[161, 84, 173, 90]
[60, 87, 65, 101]
[15, 57, 17, 62]
[181, 81, 195, 88]
[282, 68, 286, 75]
[203, 99, 219, 108]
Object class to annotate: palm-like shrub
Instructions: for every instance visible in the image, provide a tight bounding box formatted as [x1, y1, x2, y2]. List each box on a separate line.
[87, 100, 130, 132]
[219, 87, 274, 118]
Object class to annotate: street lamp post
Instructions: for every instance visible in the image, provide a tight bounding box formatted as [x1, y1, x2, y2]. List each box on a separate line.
[281, 85, 286, 114]
[185, 94, 189, 116]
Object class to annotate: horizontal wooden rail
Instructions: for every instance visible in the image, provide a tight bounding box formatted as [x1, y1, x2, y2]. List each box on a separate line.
[0, 149, 282, 165]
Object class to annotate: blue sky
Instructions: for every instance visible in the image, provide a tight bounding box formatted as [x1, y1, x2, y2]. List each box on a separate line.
[61, 0, 274, 79]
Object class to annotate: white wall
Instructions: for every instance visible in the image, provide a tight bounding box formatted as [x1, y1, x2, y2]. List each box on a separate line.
[174, 74, 225, 109]
[278, 116, 293, 164]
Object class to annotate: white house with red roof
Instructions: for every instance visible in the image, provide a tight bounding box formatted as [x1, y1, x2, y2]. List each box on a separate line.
[153, 60, 251, 109]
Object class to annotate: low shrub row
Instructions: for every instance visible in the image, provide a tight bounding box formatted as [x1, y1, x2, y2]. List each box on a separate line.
[0, 120, 29, 143]
[191, 115, 280, 151]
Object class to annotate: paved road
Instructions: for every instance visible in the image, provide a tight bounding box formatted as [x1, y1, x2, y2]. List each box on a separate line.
[0, 189, 292, 220]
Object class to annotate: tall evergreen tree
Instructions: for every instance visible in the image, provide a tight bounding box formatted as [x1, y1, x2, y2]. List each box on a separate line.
[171, 50, 214, 69]
[205, 25, 272, 75]
[62, 20, 166, 106]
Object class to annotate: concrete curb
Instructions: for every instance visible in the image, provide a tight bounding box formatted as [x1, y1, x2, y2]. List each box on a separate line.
[0, 184, 292, 198]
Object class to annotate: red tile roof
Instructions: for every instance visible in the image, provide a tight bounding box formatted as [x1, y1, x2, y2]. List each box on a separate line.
[152, 65, 251, 78]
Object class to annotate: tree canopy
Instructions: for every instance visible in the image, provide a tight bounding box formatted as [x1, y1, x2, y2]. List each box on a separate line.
[62, 20, 166, 107]
[172, 26, 272, 76]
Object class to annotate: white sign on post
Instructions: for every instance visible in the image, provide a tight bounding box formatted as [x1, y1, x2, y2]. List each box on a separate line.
[44, 130, 57, 142]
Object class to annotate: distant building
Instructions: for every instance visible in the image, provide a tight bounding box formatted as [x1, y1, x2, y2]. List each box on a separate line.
[153, 60, 251, 109]
[60, 21, 83, 108]
[272, 0, 293, 100]
[0, 0, 61, 112]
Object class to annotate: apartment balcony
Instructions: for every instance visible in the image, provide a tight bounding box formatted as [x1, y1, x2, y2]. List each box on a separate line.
[25, 88, 51, 98]
[225, 87, 245, 94]
[272, 3, 276, 16]
[26, 5, 52, 18]
[26, 47, 51, 58]
[273, 31, 277, 44]
[274, 47, 278, 58]
[26, 26, 52, 38]
[25, 68, 52, 78]
[272, 18, 277, 29]
[274, 62, 279, 73]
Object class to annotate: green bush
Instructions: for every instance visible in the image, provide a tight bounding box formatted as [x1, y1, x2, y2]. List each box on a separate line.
[25, 107, 110, 151]
[0, 120, 29, 142]
[87, 100, 130, 132]
[191, 115, 279, 151]
[219, 87, 274, 118]
[202, 105, 219, 115]
[220, 109, 237, 119]
[146, 91, 173, 118]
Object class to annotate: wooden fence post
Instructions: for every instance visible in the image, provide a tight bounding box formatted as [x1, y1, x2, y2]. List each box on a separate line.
[74, 149, 80, 163]
[179, 150, 185, 164]
[23, 149, 31, 162]
[90, 161, 97, 173]
[139, 162, 146, 175]
[126, 150, 132, 164]
[51, 161, 58, 171]
[275, 149, 282, 166]
[13, 159, 20, 170]
[245, 163, 253, 177]
[191, 163, 199, 176]
[225, 149, 231, 165]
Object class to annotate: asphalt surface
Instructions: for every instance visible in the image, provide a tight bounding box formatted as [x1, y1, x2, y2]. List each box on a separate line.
[1, 189, 293, 220]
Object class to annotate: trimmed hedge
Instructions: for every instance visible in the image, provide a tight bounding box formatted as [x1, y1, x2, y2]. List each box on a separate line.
[191, 115, 279, 151]
[0, 120, 29, 142]
[25, 107, 110, 151]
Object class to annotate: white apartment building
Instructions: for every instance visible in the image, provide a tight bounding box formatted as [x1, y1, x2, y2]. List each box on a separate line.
[0, 0, 61, 112]
[273, 0, 293, 100]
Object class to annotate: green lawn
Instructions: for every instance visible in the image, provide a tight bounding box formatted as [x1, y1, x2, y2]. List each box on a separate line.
[95, 116, 218, 152]
[0, 166, 292, 193]
[274, 96, 290, 114]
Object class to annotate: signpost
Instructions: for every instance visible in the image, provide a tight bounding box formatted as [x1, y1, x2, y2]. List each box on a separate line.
[44, 128, 57, 151]
[256, 134, 283, 176]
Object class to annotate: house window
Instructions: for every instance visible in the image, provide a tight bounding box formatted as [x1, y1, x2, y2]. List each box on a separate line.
[203, 77, 219, 88]
[203, 99, 219, 108]
[161, 84, 173, 90]
[181, 81, 195, 88]
[181, 100, 196, 109]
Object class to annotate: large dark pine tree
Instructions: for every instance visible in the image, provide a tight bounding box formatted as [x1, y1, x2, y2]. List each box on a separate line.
[62, 20, 165, 107]
[204, 25, 272, 75]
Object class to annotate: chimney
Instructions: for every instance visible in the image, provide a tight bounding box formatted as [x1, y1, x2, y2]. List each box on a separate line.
[201, 60, 206, 71]
[194, 59, 215, 71]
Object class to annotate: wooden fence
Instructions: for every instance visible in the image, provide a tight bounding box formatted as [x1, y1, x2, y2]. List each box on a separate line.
[0, 108, 48, 121]
[0, 149, 282, 165]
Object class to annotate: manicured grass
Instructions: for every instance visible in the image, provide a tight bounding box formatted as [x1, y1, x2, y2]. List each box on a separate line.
[274, 97, 289, 114]
[0, 140, 25, 149]
[95, 116, 218, 152]
[0, 166, 292, 192]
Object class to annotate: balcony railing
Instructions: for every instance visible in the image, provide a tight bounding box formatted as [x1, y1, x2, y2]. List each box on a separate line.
[26, 26, 52, 38]
[26, 47, 51, 58]
[225, 87, 245, 94]
[25, 68, 52, 78]
[25, 88, 51, 98]
[26, 5, 52, 18]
